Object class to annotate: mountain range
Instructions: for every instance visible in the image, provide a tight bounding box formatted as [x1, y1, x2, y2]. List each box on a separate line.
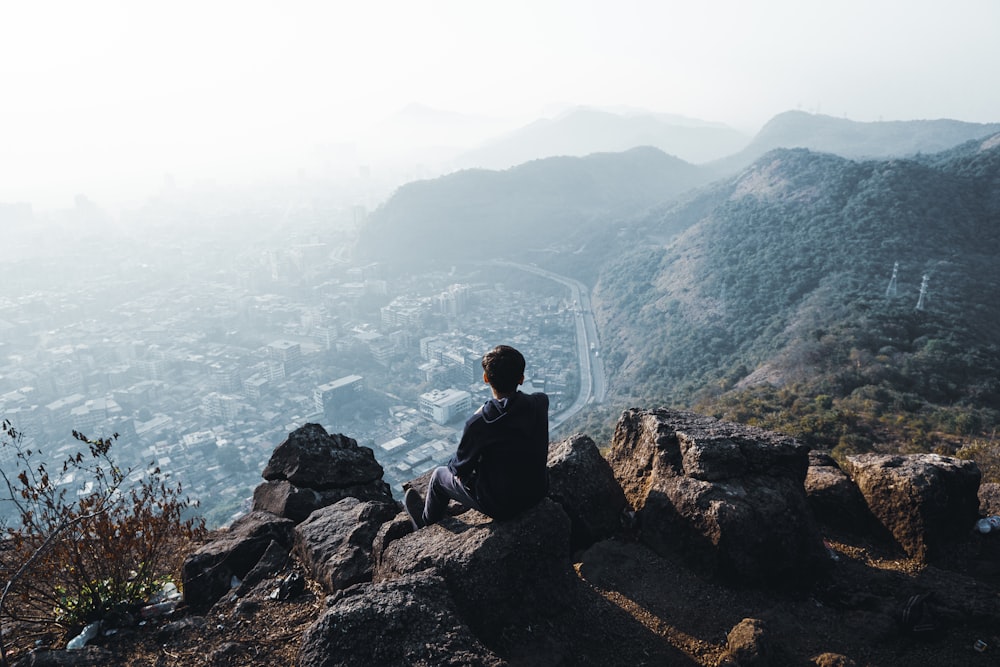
[357, 112, 1000, 456]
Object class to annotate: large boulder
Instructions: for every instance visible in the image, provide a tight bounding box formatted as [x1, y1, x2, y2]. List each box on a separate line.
[546, 433, 627, 550]
[805, 451, 879, 533]
[181, 511, 295, 609]
[843, 453, 981, 561]
[252, 423, 392, 522]
[607, 408, 828, 586]
[299, 571, 506, 667]
[294, 497, 400, 592]
[374, 498, 573, 643]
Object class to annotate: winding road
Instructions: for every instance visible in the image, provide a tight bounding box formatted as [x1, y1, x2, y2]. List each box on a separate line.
[493, 261, 606, 431]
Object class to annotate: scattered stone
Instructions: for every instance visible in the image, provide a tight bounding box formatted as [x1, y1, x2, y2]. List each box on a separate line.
[844, 453, 981, 561]
[720, 618, 772, 666]
[156, 616, 206, 642]
[811, 652, 857, 667]
[12, 647, 114, 667]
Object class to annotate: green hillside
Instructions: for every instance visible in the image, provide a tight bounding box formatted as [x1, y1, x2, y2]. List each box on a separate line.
[593, 138, 1000, 464]
[355, 147, 712, 272]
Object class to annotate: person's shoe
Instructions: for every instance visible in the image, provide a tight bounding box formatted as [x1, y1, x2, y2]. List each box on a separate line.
[404, 488, 426, 529]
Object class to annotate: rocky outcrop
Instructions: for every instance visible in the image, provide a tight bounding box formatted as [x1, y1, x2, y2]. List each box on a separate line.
[546, 433, 628, 550]
[181, 510, 295, 609]
[843, 453, 981, 561]
[720, 618, 772, 667]
[252, 423, 393, 523]
[299, 572, 505, 667]
[374, 498, 574, 643]
[294, 496, 400, 592]
[608, 408, 828, 586]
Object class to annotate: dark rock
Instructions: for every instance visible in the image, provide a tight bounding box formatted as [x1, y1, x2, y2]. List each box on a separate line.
[374, 498, 573, 643]
[844, 453, 981, 561]
[235, 539, 289, 596]
[979, 482, 1000, 516]
[12, 648, 114, 667]
[181, 511, 295, 610]
[372, 513, 417, 563]
[299, 571, 506, 667]
[252, 478, 393, 524]
[720, 618, 772, 667]
[273, 570, 306, 600]
[156, 615, 206, 641]
[546, 433, 628, 550]
[294, 497, 400, 592]
[608, 408, 828, 586]
[805, 451, 878, 533]
[261, 423, 384, 490]
[208, 642, 249, 664]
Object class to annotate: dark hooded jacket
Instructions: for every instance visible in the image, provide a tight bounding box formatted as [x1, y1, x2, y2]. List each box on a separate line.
[447, 390, 549, 519]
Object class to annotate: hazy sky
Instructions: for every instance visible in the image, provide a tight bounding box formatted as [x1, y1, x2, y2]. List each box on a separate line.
[3, 0, 998, 209]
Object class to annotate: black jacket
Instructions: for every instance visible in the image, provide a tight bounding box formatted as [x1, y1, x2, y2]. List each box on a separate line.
[448, 390, 549, 519]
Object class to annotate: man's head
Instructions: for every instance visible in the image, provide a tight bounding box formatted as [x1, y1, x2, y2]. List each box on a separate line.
[482, 345, 525, 396]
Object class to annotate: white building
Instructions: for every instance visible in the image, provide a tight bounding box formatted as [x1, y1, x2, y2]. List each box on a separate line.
[418, 388, 472, 425]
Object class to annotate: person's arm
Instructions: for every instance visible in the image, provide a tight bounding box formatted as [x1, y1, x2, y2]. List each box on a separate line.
[448, 426, 482, 480]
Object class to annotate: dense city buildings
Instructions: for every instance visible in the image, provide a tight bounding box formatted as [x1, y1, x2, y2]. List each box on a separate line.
[0, 210, 582, 527]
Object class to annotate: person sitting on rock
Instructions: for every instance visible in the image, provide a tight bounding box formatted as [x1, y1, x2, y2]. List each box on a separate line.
[405, 345, 549, 528]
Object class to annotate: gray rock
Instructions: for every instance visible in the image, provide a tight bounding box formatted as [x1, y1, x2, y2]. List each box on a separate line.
[546, 433, 628, 549]
[181, 511, 295, 609]
[261, 423, 384, 490]
[608, 408, 828, 586]
[234, 539, 289, 596]
[805, 451, 878, 533]
[374, 498, 573, 643]
[252, 478, 393, 524]
[299, 571, 506, 667]
[844, 453, 981, 561]
[294, 497, 400, 592]
[12, 648, 114, 667]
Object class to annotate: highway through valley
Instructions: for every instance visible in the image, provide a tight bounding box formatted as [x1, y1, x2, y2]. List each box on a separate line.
[494, 261, 606, 432]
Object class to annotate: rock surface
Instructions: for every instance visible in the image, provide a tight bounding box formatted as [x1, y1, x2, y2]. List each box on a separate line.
[181, 510, 295, 609]
[805, 451, 878, 533]
[546, 433, 628, 550]
[298, 571, 506, 667]
[294, 496, 400, 592]
[253, 423, 392, 523]
[374, 498, 573, 643]
[608, 408, 828, 585]
[844, 453, 981, 560]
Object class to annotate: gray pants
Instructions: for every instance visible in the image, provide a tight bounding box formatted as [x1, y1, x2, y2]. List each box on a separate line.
[424, 465, 483, 524]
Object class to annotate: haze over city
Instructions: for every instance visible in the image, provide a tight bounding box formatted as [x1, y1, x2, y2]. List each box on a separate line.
[4, 0, 999, 209]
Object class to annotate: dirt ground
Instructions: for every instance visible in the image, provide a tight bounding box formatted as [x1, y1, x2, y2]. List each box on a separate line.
[4, 526, 1000, 666]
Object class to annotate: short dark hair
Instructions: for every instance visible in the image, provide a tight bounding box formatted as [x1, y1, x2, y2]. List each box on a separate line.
[482, 345, 525, 394]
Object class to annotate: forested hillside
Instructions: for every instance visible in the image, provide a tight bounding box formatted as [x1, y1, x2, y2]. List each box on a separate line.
[593, 136, 1000, 465]
[355, 147, 712, 272]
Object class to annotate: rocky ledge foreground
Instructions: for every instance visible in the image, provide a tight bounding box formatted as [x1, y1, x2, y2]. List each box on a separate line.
[17, 409, 1000, 666]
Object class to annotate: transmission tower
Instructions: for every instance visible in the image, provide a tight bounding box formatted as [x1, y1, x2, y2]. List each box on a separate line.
[885, 261, 898, 298]
[915, 274, 929, 310]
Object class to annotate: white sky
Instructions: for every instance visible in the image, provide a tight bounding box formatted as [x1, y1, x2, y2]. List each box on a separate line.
[3, 0, 998, 209]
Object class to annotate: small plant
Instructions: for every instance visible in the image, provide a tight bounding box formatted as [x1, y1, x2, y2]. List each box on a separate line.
[0, 420, 205, 665]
